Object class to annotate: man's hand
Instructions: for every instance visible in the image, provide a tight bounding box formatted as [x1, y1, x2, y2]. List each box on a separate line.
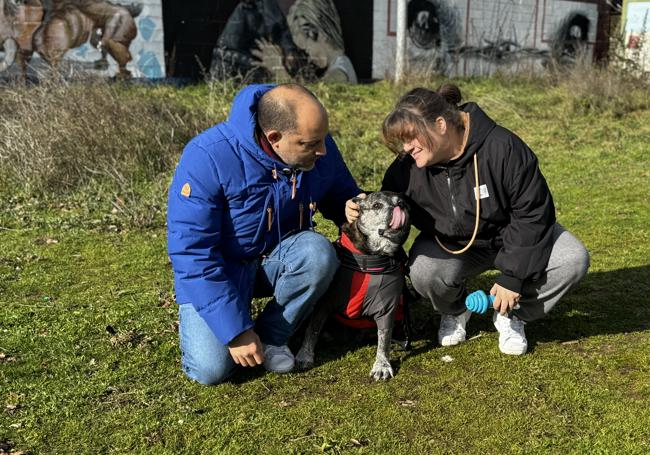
[490, 283, 521, 315]
[345, 193, 366, 224]
[228, 329, 264, 367]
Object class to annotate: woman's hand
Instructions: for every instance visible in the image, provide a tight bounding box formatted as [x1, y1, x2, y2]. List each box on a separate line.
[490, 283, 521, 315]
[345, 193, 366, 224]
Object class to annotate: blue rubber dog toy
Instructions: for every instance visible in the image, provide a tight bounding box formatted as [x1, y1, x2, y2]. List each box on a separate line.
[465, 290, 495, 314]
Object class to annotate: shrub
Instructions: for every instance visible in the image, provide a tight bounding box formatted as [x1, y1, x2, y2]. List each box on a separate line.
[0, 76, 213, 194]
[551, 56, 649, 116]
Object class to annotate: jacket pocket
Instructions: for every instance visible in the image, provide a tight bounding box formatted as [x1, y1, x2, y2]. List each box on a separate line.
[251, 190, 275, 251]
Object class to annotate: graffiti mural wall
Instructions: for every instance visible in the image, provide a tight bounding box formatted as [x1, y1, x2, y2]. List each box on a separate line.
[209, 0, 358, 83]
[0, 0, 164, 79]
[621, 0, 650, 71]
[0, 0, 614, 81]
[373, 0, 601, 78]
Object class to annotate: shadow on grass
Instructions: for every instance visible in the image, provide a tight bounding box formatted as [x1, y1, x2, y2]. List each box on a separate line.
[435, 264, 650, 353]
[525, 265, 650, 349]
[219, 265, 650, 383]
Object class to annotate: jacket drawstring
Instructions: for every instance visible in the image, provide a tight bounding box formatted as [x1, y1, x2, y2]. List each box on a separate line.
[272, 166, 283, 256]
[269, 166, 315, 256]
[309, 198, 316, 230]
[290, 172, 297, 200]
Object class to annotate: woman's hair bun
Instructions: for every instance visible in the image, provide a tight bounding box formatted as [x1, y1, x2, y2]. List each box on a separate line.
[436, 84, 462, 106]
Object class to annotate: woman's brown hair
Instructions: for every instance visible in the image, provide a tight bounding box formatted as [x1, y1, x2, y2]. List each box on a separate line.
[382, 84, 464, 156]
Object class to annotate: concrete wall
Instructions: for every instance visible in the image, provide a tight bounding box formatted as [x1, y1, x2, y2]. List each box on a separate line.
[373, 0, 601, 79]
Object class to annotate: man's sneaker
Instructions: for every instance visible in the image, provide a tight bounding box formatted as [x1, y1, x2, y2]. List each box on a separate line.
[262, 344, 295, 373]
[438, 310, 472, 346]
[493, 312, 528, 355]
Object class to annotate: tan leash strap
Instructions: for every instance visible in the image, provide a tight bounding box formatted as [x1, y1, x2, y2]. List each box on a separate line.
[435, 153, 481, 255]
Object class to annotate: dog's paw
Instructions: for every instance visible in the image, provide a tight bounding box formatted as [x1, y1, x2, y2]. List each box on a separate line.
[370, 359, 394, 381]
[295, 349, 315, 370]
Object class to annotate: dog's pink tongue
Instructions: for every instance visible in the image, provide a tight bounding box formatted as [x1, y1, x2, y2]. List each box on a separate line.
[390, 206, 405, 229]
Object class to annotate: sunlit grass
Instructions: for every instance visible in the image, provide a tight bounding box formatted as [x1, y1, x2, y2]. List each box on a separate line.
[1, 73, 649, 454]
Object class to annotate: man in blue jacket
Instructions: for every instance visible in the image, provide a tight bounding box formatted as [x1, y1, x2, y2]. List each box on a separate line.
[167, 83, 361, 385]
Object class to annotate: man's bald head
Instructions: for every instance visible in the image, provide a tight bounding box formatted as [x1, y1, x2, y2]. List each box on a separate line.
[257, 84, 327, 134]
[257, 84, 330, 171]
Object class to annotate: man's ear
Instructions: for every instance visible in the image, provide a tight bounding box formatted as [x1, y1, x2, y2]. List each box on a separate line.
[266, 130, 282, 146]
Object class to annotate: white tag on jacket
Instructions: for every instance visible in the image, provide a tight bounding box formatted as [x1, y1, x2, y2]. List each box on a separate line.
[475, 184, 489, 200]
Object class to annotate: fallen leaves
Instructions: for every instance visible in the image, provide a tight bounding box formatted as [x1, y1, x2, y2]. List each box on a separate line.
[0, 352, 17, 363]
[106, 326, 145, 348]
[398, 398, 418, 408]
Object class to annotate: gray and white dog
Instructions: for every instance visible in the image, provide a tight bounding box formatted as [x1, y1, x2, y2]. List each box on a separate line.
[296, 191, 411, 380]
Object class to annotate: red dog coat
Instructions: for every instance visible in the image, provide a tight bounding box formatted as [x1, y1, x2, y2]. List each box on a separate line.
[329, 233, 407, 330]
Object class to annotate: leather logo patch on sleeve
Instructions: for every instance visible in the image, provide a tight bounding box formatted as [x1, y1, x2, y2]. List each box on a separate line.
[181, 183, 191, 197]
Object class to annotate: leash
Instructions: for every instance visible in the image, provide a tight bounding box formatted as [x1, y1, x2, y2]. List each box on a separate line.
[435, 153, 481, 255]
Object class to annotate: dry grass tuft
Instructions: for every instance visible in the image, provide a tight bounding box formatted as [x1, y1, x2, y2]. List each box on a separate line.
[548, 53, 650, 117]
[0, 76, 211, 194]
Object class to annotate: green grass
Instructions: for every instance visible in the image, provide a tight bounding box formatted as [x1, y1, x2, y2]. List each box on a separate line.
[1, 77, 650, 454]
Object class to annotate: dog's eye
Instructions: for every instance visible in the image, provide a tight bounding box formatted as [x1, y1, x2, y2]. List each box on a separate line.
[372, 202, 383, 210]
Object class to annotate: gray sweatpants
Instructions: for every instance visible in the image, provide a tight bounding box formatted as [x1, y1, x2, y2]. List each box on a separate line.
[409, 224, 590, 322]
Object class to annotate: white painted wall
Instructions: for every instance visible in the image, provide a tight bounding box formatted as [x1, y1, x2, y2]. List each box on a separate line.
[373, 0, 600, 79]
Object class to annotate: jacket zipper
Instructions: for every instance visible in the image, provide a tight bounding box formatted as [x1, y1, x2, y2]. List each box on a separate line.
[445, 169, 462, 236]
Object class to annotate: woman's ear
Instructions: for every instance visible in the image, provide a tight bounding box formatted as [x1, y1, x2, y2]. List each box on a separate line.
[435, 116, 447, 135]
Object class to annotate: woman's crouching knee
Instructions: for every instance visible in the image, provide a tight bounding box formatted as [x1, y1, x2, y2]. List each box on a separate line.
[566, 244, 590, 286]
[409, 255, 461, 299]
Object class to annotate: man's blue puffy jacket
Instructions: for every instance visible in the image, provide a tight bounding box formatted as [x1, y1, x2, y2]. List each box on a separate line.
[167, 84, 361, 345]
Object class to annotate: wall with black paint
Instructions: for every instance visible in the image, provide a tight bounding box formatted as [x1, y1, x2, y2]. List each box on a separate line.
[373, 0, 611, 79]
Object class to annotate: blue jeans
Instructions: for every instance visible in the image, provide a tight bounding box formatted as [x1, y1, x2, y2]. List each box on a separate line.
[178, 230, 338, 385]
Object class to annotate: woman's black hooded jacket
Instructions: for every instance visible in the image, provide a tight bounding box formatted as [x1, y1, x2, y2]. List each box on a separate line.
[382, 102, 556, 293]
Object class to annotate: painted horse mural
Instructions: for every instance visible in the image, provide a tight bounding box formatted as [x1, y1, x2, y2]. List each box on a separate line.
[0, 0, 142, 78]
[0, 0, 43, 73]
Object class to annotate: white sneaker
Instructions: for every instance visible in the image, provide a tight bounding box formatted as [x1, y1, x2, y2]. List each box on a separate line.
[262, 344, 295, 373]
[493, 312, 528, 355]
[438, 310, 472, 346]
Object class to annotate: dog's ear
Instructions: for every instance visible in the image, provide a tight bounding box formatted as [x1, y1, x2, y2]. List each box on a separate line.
[343, 218, 372, 254]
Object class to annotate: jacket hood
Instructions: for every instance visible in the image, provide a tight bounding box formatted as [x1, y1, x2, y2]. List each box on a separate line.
[225, 83, 277, 165]
[450, 102, 497, 167]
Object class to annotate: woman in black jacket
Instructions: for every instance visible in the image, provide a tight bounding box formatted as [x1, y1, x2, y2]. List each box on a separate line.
[346, 84, 589, 355]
